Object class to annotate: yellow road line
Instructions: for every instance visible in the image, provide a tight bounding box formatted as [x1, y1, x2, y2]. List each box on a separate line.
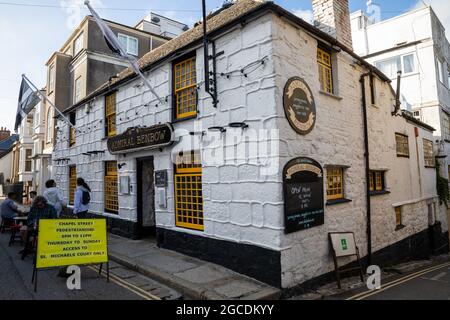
[88, 266, 161, 301]
[347, 262, 450, 300]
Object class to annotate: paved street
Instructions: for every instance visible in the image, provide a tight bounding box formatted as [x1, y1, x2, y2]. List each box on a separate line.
[0, 231, 181, 300]
[340, 261, 450, 300]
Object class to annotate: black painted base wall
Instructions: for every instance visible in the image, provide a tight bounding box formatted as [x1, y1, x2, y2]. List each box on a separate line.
[86, 212, 139, 240]
[156, 228, 282, 288]
[282, 228, 449, 298]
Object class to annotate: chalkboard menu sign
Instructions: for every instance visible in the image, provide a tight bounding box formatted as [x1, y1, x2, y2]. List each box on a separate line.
[283, 77, 316, 135]
[283, 157, 324, 233]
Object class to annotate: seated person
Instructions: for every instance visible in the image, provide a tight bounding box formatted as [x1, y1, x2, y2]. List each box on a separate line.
[1, 192, 22, 219]
[29, 191, 37, 205]
[26, 196, 57, 229]
[22, 196, 57, 252]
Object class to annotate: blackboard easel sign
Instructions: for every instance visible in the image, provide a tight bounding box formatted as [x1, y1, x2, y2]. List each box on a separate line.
[283, 157, 324, 234]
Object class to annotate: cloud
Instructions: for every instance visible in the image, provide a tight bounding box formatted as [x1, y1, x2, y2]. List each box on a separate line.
[413, 0, 450, 38]
[293, 9, 313, 24]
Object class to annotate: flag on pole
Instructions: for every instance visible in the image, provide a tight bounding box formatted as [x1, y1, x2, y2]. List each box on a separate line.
[14, 76, 41, 131]
[84, 1, 164, 105]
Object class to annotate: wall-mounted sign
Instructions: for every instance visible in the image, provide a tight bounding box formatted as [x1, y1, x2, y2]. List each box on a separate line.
[155, 170, 168, 188]
[120, 176, 130, 195]
[283, 77, 316, 135]
[283, 157, 324, 233]
[107, 123, 173, 155]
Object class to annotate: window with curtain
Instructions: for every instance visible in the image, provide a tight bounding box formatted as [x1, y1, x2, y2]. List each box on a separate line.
[74, 77, 82, 103]
[118, 34, 139, 56]
[375, 54, 416, 78]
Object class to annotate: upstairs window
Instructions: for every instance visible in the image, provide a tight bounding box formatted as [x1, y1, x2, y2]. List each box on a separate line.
[423, 139, 435, 167]
[46, 109, 53, 143]
[317, 47, 333, 94]
[69, 112, 76, 147]
[48, 64, 55, 93]
[118, 34, 139, 56]
[395, 206, 403, 229]
[375, 54, 415, 79]
[173, 55, 197, 120]
[105, 92, 117, 137]
[74, 32, 84, 56]
[74, 77, 82, 104]
[25, 149, 32, 172]
[395, 133, 409, 157]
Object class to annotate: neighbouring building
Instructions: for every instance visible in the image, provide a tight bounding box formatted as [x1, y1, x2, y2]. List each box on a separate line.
[351, 5, 450, 179]
[0, 128, 19, 196]
[136, 12, 189, 39]
[52, 0, 449, 290]
[40, 14, 171, 196]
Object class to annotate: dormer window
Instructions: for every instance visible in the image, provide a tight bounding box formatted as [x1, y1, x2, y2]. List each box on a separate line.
[118, 34, 139, 56]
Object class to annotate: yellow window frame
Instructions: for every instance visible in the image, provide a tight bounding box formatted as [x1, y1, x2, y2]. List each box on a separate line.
[69, 166, 77, 205]
[395, 207, 402, 226]
[105, 92, 117, 137]
[174, 151, 204, 231]
[104, 161, 118, 213]
[317, 48, 333, 94]
[173, 56, 197, 119]
[326, 167, 344, 201]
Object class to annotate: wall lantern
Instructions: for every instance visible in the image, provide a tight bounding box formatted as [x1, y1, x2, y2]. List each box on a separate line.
[208, 126, 226, 133]
[228, 122, 249, 129]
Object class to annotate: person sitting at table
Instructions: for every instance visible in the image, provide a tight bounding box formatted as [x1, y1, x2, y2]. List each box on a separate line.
[1, 192, 23, 220]
[21, 196, 57, 252]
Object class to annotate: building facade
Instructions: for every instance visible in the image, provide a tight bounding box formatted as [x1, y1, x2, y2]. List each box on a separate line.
[351, 6, 450, 179]
[39, 15, 170, 195]
[52, 0, 449, 289]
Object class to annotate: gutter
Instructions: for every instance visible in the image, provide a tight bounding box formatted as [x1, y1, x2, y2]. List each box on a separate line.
[360, 72, 372, 266]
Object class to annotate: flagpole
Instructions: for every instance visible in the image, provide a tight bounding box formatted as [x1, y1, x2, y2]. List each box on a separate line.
[22, 74, 74, 129]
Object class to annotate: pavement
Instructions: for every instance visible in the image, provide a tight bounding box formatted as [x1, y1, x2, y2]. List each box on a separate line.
[107, 233, 281, 300]
[0, 231, 182, 300]
[291, 254, 450, 300]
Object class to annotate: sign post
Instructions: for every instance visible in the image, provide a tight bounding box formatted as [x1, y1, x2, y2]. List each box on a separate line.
[33, 219, 109, 292]
[328, 232, 364, 289]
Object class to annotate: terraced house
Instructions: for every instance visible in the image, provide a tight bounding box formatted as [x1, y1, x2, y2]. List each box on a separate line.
[52, 0, 449, 290]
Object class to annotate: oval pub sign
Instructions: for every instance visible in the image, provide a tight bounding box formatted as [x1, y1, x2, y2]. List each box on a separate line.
[283, 77, 316, 135]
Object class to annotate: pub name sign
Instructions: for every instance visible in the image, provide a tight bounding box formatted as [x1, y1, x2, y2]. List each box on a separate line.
[107, 124, 173, 155]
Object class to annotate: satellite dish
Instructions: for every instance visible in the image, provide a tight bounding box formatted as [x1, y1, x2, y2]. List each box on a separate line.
[151, 16, 160, 23]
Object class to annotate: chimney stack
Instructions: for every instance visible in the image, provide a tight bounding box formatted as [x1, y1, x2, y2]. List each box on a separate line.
[0, 127, 11, 142]
[312, 0, 353, 50]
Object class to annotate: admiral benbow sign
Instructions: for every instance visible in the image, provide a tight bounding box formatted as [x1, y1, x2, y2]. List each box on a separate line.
[283, 77, 316, 135]
[107, 124, 173, 154]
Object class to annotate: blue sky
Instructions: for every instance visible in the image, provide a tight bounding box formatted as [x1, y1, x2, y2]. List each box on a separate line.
[0, 0, 436, 130]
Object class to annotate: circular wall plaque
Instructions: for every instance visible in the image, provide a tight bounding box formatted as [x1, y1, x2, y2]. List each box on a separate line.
[283, 77, 316, 135]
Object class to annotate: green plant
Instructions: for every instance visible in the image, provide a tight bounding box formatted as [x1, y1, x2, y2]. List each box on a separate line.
[436, 161, 450, 208]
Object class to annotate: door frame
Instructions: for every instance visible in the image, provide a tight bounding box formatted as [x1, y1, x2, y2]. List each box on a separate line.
[136, 156, 156, 239]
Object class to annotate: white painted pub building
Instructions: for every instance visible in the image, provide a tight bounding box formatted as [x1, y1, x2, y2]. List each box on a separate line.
[52, 0, 449, 289]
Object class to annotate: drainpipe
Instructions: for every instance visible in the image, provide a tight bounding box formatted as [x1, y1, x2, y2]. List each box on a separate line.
[360, 72, 372, 266]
